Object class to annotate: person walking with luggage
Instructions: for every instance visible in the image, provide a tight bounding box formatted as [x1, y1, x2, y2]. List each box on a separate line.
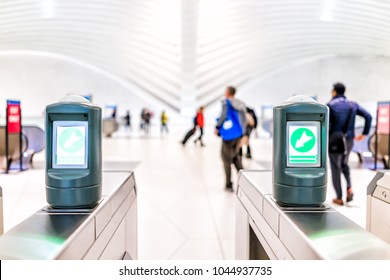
[194, 106, 205, 147]
[327, 82, 372, 206]
[215, 86, 246, 192]
[161, 110, 169, 134]
[181, 111, 198, 145]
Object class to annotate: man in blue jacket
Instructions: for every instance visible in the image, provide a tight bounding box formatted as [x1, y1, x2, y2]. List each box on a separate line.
[327, 83, 372, 205]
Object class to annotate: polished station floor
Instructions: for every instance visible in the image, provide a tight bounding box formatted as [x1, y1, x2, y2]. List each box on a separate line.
[0, 125, 375, 259]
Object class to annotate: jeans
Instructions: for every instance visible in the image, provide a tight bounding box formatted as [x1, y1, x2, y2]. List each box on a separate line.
[221, 137, 243, 188]
[329, 138, 354, 199]
[161, 124, 169, 133]
[195, 128, 204, 143]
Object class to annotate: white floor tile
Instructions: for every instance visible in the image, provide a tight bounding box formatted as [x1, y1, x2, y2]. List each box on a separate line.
[164, 199, 219, 239]
[138, 198, 187, 260]
[220, 239, 235, 260]
[169, 239, 224, 260]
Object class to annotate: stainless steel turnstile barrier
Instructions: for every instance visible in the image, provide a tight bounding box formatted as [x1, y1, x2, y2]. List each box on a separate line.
[0, 171, 137, 260]
[367, 171, 390, 244]
[236, 170, 390, 260]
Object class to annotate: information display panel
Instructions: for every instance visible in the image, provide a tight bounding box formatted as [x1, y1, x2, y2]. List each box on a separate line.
[287, 121, 321, 167]
[52, 121, 88, 169]
[377, 102, 390, 135]
[6, 100, 21, 134]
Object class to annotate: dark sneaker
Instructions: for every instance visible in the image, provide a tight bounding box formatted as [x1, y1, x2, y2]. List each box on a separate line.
[332, 198, 344, 206]
[246, 154, 252, 159]
[225, 182, 233, 192]
[346, 190, 354, 202]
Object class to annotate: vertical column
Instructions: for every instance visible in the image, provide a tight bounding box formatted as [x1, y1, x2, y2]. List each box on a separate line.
[180, 0, 199, 116]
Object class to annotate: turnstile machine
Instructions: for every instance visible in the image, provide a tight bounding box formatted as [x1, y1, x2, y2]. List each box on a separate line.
[0, 171, 137, 260]
[236, 170, 390, 260]
[367, 171, 390, 244]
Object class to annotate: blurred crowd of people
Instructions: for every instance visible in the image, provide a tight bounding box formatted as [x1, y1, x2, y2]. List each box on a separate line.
[109, 107, 165, 135]
[103, 82, 373, 201]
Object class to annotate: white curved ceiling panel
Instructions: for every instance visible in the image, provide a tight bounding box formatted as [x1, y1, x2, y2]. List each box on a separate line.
[0, 0, 182, 110]
[1, 0, 390, 111]
[197, 0, 390, 106]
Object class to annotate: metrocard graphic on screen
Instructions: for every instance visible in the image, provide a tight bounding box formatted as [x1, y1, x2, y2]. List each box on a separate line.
[53, 121, 88, 168]
[287, 121, 321, 167]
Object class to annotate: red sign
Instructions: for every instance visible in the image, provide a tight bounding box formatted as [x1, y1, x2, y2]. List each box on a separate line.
[377, 102, 390, 135]
[6, 100, 21, 134]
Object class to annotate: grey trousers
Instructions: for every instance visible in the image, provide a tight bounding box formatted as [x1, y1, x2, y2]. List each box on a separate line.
[221, 137, 243, 188]
[329, 138, 354, 199]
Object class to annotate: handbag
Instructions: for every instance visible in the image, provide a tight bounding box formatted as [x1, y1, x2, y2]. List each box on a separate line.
[328, 105, 353, 154]
[218, 99, 243, 141]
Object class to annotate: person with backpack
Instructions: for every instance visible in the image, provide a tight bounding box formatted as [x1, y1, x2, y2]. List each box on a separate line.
[194, 106, 205, 147]
[215, 86, 247, 192]
[327, 82, 372, 206]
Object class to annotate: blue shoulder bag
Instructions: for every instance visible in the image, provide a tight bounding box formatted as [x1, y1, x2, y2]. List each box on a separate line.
[218, 99, 243, 141]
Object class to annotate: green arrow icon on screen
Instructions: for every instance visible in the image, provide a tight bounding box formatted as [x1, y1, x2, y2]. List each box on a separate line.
[59, 128, 84, 153]
[291, 128, 315, 153]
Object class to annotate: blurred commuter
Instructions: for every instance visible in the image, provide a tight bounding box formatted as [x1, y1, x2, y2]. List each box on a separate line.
[161, 111, 169, 134]
[327, 82, 372, 206]
[144, 109, 151, 134]
[140, 108, 146, 131]
[124, 110, 131, 131]
[240, 107, 258, 159]
[194, 106, 205, 147]
[181, 111, 198, 146]
[111, 107, 117, 119]
[215, 86, 246, 192]
[140, 108, 152, 134]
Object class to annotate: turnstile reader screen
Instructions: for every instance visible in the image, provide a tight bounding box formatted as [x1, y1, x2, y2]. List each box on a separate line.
[287, 121, 321, 167]
[52, 121, 88, 169]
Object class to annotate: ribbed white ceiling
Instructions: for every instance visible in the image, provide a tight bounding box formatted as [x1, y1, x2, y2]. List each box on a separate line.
[1, 0, 390, 111]
[197, 0, 390, 105]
